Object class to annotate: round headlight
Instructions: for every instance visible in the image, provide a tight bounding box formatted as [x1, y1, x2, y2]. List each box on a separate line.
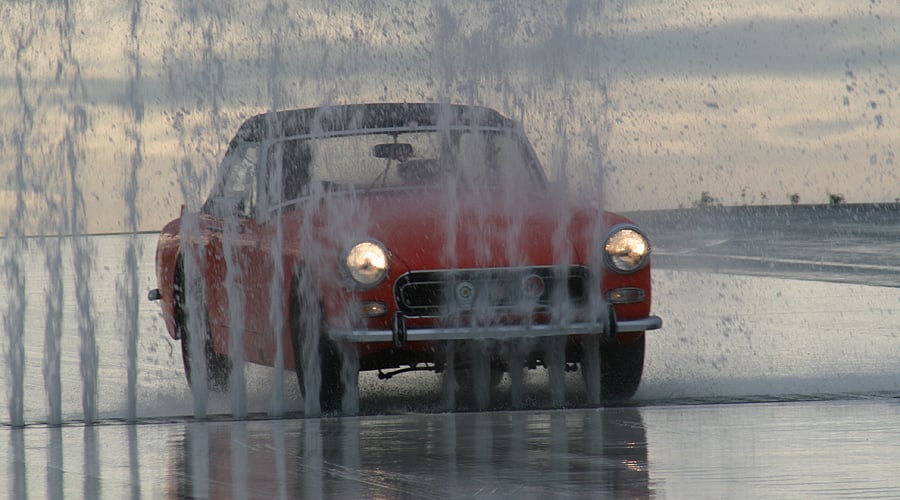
[604, 226, 650, 273]
[343, 240, 389, 287]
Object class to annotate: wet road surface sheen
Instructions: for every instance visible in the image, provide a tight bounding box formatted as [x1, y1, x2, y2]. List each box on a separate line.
[631, 203, 900, 288]
[3, 398, 900, 499]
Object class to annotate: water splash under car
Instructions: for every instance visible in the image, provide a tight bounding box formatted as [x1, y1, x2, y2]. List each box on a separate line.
[149, 103, 662, 414]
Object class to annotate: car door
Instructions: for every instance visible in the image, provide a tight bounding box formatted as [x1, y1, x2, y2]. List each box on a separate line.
[197, 140, 276, 362]
[201, 137, 313, 364]
[200, 212, 276, 363]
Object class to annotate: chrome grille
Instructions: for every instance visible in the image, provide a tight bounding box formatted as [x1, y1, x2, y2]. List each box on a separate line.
[394, 266, 591, 317]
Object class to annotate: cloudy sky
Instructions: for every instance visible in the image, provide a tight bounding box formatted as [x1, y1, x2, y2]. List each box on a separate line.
[1, 0, 897, 234]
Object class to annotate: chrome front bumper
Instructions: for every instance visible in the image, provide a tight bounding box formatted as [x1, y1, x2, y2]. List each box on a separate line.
[329, 308, 662, 347]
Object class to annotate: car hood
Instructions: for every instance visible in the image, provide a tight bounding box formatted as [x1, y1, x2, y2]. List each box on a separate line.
[292, 187, 629, 273]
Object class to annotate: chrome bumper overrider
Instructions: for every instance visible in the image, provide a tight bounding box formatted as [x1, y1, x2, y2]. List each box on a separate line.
[329, 309, 663, 347]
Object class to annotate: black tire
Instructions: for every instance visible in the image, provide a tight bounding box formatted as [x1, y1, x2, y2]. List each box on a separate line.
[289, 282, 344, 413]
[455, 358, 505, 390]
[598, 335, 645, 400]
[174, 260, 231, 392]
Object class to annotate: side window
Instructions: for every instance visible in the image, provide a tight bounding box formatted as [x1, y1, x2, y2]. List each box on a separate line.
[206, 142, 259, 218]
[266, 139, 312, 206]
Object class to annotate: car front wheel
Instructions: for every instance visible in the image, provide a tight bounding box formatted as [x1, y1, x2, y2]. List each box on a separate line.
[174, 260, 231, 392]
[598, 334, 645, 400]
[289, 282, 344, 413]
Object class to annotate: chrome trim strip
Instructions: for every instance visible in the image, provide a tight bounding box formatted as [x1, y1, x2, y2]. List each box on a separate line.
[329, 315, 662, 343]
[268, 124, 514, 142]
[395, 264, 590, 275]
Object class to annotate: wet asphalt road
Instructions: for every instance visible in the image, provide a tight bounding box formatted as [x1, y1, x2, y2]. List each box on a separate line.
[2, 204, 899, 498]
[629, 203, 900, 288]
[6, 398, 900, 499]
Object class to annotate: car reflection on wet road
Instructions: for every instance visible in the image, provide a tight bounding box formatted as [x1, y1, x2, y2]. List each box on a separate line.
[168, 409, 652, 498]
[171, 401, 900, 499]
[5, 399, 900, 498]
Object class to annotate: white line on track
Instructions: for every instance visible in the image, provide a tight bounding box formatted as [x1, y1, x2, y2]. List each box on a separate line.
[654, 251, 900, 273]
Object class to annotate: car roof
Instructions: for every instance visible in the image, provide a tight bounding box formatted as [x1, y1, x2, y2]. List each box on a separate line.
[233, 103, 520, 141]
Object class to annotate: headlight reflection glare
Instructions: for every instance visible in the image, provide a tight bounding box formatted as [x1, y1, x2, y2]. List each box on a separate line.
[344, 240, 389, 287]
[605, 227, 650, 273]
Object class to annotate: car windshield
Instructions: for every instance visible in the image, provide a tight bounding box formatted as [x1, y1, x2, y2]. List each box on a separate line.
[269, 127, 546, 204]
[206, 125, 547, 216]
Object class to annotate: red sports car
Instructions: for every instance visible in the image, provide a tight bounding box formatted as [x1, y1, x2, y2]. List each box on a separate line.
[149, 103, 661, 414]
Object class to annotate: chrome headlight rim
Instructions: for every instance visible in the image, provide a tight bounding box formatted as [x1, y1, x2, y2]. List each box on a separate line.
[341, 239, 391, 289]
[603, 224, 651, 274]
